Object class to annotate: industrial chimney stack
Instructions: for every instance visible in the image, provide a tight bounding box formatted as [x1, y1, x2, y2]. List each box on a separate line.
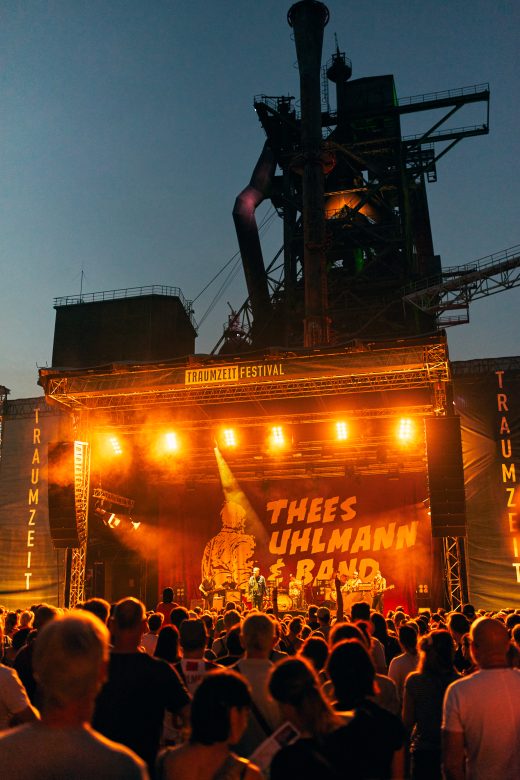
[288, 0, 330, 347]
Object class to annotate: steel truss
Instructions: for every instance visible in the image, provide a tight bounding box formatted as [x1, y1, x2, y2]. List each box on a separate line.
[403, 244, 520, 326]
[68, 440, 91, 608]
[443, 536, 468, 611]
[41, 340, 450, 415]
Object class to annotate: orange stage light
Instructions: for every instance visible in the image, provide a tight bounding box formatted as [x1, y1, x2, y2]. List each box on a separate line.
[165, 432, 179, 453]
[222, 428, 237, 448]
[270, 425, 286, 448]
[109, 436, 122, 456]
[398, 418, 414, 443]
[335, 421, 348, 441]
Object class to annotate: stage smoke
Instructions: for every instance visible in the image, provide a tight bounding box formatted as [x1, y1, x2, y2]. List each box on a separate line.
[214, 446, 268, 543]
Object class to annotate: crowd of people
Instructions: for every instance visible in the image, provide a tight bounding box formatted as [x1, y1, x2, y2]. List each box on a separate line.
[0, 589, 519, 779]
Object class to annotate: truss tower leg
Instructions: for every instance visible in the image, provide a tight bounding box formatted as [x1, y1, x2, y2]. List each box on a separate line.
[443, 536, 468, 610]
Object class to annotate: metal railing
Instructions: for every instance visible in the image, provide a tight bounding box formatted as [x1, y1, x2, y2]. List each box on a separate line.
[398, 83, 489, 107]
[54, 285, 197, 327]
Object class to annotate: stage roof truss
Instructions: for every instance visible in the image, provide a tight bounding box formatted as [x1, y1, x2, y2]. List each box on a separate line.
[40, 340, 450, 422]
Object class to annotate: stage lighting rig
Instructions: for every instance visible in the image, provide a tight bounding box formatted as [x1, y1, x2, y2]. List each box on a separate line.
[92, 488, 135, 530]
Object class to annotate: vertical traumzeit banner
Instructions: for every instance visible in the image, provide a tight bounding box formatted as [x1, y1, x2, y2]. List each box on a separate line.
[158, 472, 431, 613]
[0, 399, 68, 609]
[453, 359, 520, 609]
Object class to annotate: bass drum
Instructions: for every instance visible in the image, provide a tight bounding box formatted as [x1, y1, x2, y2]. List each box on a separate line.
[277, 592, 293, 612]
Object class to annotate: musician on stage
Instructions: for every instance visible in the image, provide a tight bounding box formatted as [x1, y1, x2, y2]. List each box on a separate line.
[288, 573, 303, 609]
[198, 575, 215, 610]
[346, 570, 363, 593]
[248, 566, 267, 610]
[371, 569, 387, 613]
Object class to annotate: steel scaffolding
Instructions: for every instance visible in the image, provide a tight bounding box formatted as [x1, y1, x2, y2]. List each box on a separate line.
[68, 440, 91, 608]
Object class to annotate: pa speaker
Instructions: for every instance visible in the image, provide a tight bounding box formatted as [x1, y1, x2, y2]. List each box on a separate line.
[48, 442, 81, 548]
[425, 416, 467, 538]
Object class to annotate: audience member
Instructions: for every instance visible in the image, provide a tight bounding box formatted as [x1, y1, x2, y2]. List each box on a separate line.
[326, 622, 399, 715]
[326, 639, 405, 779]
[156, 588, 176, 625]
[13, 603, 59, 704]
[313, 606, 332, 641]
[142, 613, 164, 656]
[157, 670, 262, 780]
[0, 612, 147, 779]
[388, 623, 419, 704]
[82, 597, 111, 625]
[268, 657, 343, 779]
[93, 597, 191, 774]
[216, 626, 244, 667]
[371, 611, 401, 666]
[175, 619, 219, 693]
[442, 617, 520, 780]
[0, 660, 38, 730]
[233, 613, 281, 757]
[299, 634, 329, 682]
[403, 630, 458, 780]
[447, 613, 471, 674]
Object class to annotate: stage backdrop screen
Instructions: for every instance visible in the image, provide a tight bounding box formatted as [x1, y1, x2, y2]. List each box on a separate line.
[157, 472, 431, 614]
[453, 358, 520, 610]
[0, 398, 68, 609]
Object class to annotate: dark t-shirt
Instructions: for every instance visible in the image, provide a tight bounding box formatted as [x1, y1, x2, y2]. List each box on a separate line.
[326, 699, 405, 779]
[270, 738, 340, 780]
[93, 652, 190, 769]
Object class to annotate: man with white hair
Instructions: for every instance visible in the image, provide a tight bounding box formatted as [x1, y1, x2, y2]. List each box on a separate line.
[0, 611, 147, 779]
[442, 616, 520, 780]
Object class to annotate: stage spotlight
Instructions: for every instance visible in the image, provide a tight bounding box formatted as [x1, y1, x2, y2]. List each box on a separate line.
[165, 432, 179, 453]
[398, 418, 414, 443]
[335, 421, 348, 441]
[130, 520, 141, 531]
[109, 436, 122, 456]
[222, 428, 237, 448]
[107, 513, 121, 528]
[270, 425, 286, 448]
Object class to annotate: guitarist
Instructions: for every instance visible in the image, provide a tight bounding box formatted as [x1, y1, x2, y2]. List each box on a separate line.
[371, 570, 387, 613]
[198, 575, 216, 610]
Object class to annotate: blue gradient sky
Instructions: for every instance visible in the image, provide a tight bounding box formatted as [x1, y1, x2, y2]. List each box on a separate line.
[1, 1, 518, 398]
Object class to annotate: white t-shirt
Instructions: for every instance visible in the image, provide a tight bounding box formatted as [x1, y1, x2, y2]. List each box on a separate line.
[442, 668, 520, 780]
[0, 665, 32, 730]
[388, 652, 418, 703]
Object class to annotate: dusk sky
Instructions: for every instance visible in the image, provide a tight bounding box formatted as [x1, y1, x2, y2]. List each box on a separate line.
[1, 1, 518, 399]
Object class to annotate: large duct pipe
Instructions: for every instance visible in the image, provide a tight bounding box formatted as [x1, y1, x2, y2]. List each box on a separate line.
[288, 0, 330, 347]
[233, 141, 276, 336]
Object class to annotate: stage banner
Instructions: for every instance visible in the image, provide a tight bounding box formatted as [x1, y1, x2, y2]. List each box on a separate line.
[453, 359, 520, 609]
[158, 472, 430, 614]
[0, 398, 69, 609]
